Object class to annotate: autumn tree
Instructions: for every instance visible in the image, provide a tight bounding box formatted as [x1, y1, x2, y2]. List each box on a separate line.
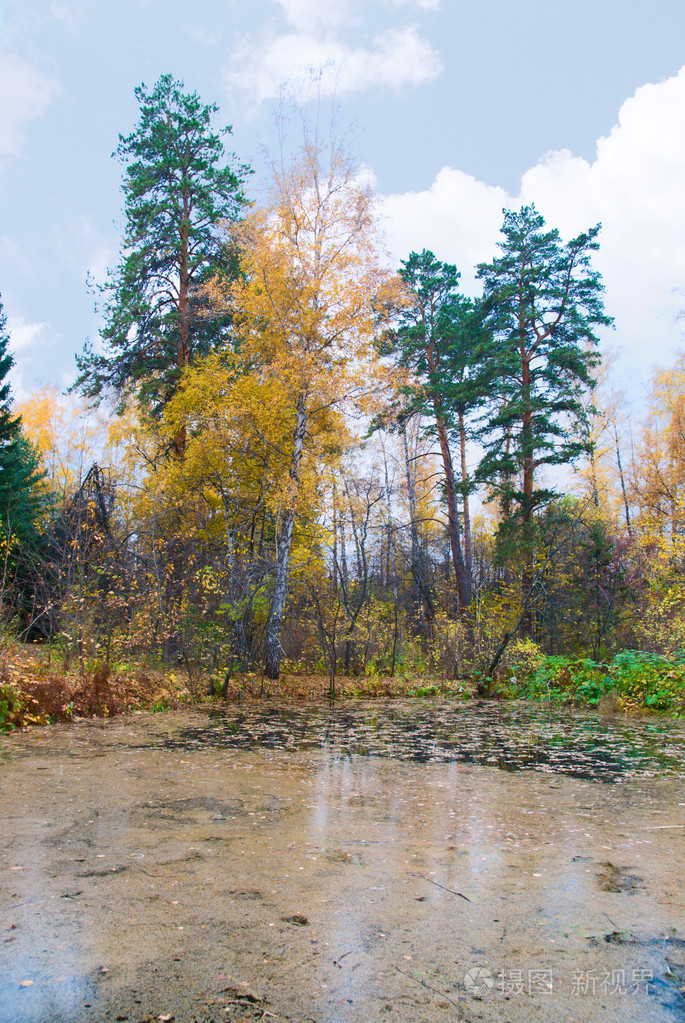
[632, 354, 685, 535]
[17, 386, 117, 507]
[75, 74, 251, 454]
[475, 206, 611, 598]
[209, 107, 396, 679]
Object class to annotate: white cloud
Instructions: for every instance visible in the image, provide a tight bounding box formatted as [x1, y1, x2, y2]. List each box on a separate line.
[68, 215, 116, 287]
[0, 53, 60, 157]
[7, 315, 51, 354]
[227, 24, 441, 102]
[0, 233, 26, 272]
[49, 2, 73, 24]
[384, 0, 441, 10]
[382, 167, 509, 291]
[189, 27, 222, 47]
[275, 0, 350, 32]
[6, 315, 54, 401]
[381, 65, 685, 381]
[275, 0, 439, 30]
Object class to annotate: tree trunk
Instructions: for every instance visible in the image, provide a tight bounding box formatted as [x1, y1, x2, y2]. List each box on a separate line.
[344, 480, 364, 581]
[614, 421, 632, 536]
[520, 349, 536, 634]
[402, 423, 435, 622]
[339, 501, 348, 590]
[173, 216, 191, 458]
[264, 393, 307, 679]
[383, 447, 400, 675]
[458, 409, 472, 581]
[434, 407, 471, 608]
[332, 484, 339, 591]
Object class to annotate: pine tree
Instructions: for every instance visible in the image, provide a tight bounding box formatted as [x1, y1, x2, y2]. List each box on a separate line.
[382, 250, 488, 609]
[475, 205, 612, 598]
[74, 74, 251, 454]
[0, 296, 47, 601]
[0, 296, 19, 455]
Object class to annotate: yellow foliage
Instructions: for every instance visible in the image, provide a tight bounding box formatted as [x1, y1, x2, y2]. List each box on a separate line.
[206, 122, 402, 453]
[16, 387, 142, 515]
[632, 353, 685, 536]
[16, 387, 107, 502]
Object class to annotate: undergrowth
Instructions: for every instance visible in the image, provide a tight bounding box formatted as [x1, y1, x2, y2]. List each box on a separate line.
[501, 643, 685, 715]
[4, 637, 685, 734]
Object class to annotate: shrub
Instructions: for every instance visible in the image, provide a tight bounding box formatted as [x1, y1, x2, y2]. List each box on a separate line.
[508, 654, 607, 705]
[607, 650, 685, 712]
[504, 638, 546, 681]
[505, 647, 685, 714]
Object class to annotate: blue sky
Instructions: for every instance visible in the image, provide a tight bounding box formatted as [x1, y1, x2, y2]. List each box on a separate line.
[1, 0, 685, 400]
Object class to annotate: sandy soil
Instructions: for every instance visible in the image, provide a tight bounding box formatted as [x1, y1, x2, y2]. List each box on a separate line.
[1, 705, 684, 1023]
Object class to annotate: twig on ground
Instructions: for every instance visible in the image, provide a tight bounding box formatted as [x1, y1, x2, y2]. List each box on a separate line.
[411, 872, 472, 902]
[393, 965, 464, 1011]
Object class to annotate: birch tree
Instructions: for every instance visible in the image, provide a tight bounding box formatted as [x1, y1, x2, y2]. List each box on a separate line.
[209, 109, 396, 678]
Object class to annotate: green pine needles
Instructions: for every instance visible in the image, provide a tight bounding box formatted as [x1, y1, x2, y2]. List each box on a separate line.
[75, 74, 252, 448]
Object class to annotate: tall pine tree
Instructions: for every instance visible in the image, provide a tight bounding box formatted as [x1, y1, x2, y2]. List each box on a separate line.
[475, 206, 612, 604]
[75, 74, 251, 454]
[382, 250, 488, 609]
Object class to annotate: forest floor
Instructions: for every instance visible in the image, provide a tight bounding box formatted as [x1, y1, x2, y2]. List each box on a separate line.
[1, 706, 685, 1023]
[0, 640, 478, 732]
[1, 639, 680, 737]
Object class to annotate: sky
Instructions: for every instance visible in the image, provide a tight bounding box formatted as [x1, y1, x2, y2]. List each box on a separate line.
[1, 0, 685, 404]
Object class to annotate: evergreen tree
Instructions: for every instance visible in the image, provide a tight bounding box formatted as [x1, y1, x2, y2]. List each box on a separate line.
[475, 206, 612, 595]
[0, 435, 46, 552]
[0, 296, 19, 454]
[75, 74, 252, 454]
[382, 250, 488, 609]
[0, 296, 47, 604]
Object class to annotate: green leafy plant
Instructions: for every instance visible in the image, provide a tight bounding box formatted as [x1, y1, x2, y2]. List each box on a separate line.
[607, 650, 685, 712]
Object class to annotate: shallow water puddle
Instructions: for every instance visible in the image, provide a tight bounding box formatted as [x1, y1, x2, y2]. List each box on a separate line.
[173, 702, 685, 782]
[1, 702, 684, 1023]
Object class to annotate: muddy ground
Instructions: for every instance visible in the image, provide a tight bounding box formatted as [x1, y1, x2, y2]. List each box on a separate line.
[1, 703, 684, 1023]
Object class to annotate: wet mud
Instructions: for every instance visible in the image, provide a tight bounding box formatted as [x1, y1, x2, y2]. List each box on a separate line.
[1, 701, 684, 1022]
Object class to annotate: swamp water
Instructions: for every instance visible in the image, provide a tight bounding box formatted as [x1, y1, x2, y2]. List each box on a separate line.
[0, 700, 684, 1023]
